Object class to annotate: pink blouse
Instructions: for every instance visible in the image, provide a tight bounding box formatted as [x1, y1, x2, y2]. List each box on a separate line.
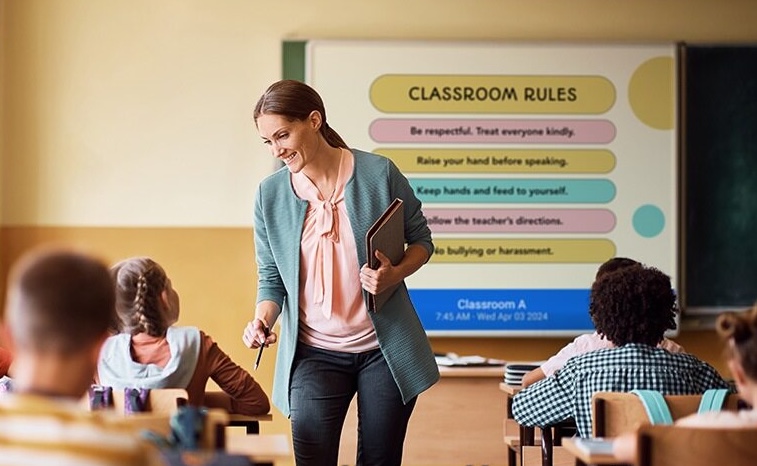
[291, 149, 378, 353]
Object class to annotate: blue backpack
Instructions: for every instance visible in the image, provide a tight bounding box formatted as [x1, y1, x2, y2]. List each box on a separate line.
[630, 388, 731, 424]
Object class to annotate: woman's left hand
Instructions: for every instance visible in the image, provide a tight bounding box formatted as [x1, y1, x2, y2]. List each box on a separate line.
[360, 250, 401, 295]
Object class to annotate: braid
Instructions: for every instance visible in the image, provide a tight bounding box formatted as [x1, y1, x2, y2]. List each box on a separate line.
[133, 274, 152, 335]
[112, 258, 169, 337]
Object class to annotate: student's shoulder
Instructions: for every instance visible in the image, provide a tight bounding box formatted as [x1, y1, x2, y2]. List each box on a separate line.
[563, 343, 648, 369]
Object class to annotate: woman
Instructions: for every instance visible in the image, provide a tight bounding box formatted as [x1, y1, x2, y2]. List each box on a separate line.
[97, 257, 270, 416]
[613, 304, 757, 461]
[242, 79, 439, 466]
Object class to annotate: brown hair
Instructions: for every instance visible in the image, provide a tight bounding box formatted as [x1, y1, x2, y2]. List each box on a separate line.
[4, 247, 115, 355]
[111, 257, 169, 337]
[589, 263, 678, 346]
[253, 79, 349, 149]
[717, 306, 757, 381]
[595, 257, 639, 280]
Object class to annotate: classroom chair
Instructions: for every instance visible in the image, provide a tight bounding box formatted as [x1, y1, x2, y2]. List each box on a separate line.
[83, 387, 230, 448]
[636, 424, 757, 466]
[591, 391, 741, 437]
[82, 386, 189, 415]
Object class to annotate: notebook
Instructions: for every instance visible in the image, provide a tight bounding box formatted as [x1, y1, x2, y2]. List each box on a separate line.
[572, 437, 615, 456]
[365, 198, 405, 312]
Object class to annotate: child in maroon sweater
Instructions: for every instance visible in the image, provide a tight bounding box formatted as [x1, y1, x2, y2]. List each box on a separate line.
[97, 257, 270, 416]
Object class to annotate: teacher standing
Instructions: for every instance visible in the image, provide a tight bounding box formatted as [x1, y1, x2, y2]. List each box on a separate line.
[242, 79, 439, 466]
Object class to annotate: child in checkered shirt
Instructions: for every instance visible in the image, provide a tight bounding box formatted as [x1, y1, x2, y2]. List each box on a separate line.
[522, 257, 684, 388]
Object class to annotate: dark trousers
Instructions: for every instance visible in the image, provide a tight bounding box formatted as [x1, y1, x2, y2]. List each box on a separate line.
[289, 343, 417, 466]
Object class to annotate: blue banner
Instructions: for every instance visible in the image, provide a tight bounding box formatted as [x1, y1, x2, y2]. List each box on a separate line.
[408, 288, 594, 333]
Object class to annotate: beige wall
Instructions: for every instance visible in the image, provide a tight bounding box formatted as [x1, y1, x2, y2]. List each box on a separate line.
[2, 0, 757, 440]
[0, 0, 5, 266]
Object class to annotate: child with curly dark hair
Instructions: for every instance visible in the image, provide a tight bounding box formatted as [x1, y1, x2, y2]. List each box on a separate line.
[513, 262, 730, 437]
[521, 257, 684, 387]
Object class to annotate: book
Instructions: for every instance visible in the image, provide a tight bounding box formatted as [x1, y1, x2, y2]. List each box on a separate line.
[572, 437, 616, 456]
[365, 198, 404, 312]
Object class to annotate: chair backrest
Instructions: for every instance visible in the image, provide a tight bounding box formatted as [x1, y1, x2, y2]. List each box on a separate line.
[636, 424, 757, 466]
[591, 391, 740, 437]
[109, 408, 230, 450]
[82, 387, 189, 415]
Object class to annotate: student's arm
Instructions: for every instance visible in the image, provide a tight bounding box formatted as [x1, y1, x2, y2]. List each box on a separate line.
[202, 331, 271, 416]
[512, 364, 575, 428]
[521, 368, 545, 388]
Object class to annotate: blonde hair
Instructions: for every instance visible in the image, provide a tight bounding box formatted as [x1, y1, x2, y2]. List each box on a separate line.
[111, 257, 169, 337]
[717, 305, 757, 381]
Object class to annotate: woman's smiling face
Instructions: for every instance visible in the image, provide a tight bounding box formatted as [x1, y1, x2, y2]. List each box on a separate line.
[256, 111, 322, 173]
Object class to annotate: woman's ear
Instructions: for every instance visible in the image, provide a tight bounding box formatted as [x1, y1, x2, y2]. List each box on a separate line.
[308, 110, 323, 131]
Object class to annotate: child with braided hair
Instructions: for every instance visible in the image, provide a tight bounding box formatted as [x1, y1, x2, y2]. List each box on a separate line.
[97, 257, 270, 416]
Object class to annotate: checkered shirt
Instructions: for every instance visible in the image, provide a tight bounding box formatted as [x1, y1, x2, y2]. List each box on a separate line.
[511, 343, 731, 437]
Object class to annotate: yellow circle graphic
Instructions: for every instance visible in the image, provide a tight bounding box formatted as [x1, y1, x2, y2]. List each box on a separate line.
[628, 57, 675, 130]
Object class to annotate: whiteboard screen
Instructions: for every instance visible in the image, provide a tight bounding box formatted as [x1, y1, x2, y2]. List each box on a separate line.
[297, 40, 678, 336]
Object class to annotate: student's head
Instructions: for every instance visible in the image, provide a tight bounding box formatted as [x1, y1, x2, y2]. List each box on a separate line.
[717, 306, 757, 401]
[111, 257, 179, 337]
[595, 257, 639, 280]
[253, 79, 348, 153]
[3, 247, 115, 395]
[589, 263, 678, 346]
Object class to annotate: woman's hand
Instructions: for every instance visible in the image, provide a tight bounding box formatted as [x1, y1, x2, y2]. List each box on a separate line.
[360, 250, 401, 295]
[242, 318, 277, 349]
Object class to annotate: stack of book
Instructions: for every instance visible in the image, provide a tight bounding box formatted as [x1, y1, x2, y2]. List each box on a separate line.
[504, 363, 541, 386]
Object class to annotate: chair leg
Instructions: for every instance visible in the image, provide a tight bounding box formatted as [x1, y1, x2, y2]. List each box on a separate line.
[541, 426, 553, 466]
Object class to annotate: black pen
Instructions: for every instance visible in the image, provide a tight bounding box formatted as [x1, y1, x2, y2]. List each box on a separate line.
[253, 325, 270, 371]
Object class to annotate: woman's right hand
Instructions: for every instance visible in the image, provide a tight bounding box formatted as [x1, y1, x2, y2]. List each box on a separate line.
[242, 318, 277, 349]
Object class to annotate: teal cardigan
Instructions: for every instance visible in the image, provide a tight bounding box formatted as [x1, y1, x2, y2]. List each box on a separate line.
[253, 149, 440, 416]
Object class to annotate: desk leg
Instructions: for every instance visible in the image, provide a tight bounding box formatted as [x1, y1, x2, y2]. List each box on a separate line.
[508, 444, 517, 466]
[228, 420, 260, 435]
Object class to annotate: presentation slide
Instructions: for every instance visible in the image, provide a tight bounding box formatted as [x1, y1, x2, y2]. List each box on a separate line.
[301, 41, 678, 336]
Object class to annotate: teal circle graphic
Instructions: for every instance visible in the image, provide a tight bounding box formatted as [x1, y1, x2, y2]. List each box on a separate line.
[633, 205, 665, 238]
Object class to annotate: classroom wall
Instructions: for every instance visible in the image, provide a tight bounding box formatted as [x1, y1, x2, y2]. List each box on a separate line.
[0, 0, 5, 275]
[2, 0, 757, 437]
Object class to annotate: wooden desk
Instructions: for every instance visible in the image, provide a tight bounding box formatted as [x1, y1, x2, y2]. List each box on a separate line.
[338, 365, 506, 465]
[501, 383, 534, 466]
[501, 383, 577, 466]
[228, 413, 274, 434]
[226, 433, 292, 466]
[204, 391, 274, 434]
[501, 383, 534, 444]
[562, 439, 629, 466]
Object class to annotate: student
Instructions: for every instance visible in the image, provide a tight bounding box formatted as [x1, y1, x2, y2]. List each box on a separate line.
[613, 304, 757, 461]
[97, 256, 270, 416]
[242, 79, 438, 466]
[512, 263, 730, 437]
[521, 257, 684, 387]
[0, 247, 161, 465]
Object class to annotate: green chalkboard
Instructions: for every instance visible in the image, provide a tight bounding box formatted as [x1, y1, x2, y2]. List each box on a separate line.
[683, 44, 757, 314]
